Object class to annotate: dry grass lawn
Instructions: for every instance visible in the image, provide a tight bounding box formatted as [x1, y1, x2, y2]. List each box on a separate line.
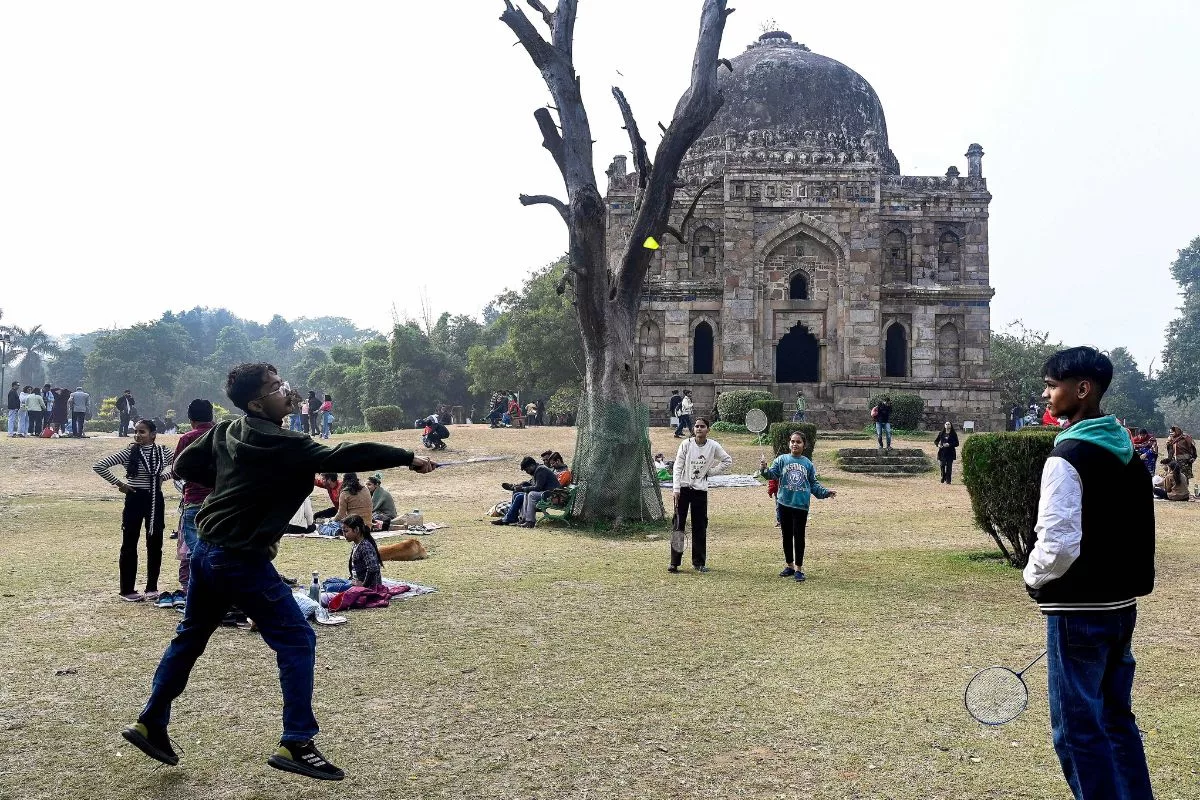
[0, 424, 1197, 800]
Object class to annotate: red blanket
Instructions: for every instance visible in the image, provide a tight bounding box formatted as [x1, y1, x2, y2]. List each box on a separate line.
[327, 583, 410, 611]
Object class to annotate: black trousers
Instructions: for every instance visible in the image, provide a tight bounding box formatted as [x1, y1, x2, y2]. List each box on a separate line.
[309, 413, 321, 436]
[670, 487, 708, 567]
[939, 458, 954, 483]
[119, 411, 131, 436]
[121, 488, 165, 594]
[72, 411, 86, 437]
[28, 411, 43, 433]
[778, 505, 809, 568]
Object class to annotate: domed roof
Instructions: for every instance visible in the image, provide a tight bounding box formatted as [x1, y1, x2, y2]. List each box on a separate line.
[695, 32, 899, 174]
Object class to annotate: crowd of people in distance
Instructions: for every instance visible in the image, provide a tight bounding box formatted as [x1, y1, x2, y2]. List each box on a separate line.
[7, 381, 92, 438]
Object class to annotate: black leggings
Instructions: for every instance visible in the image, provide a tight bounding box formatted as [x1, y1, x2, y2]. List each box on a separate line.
[778, 505, 809, 568]
[121, 488, 165, 594]
[940, 459, 954, 484]
[670, 487, 709, 567]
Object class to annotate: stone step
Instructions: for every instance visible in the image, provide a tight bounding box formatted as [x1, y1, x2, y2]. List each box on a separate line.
[837, 447, 927, 458]
[839, 463, 935, 474]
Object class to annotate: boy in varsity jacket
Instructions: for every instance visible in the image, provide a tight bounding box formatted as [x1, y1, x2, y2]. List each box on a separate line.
[1024, 346, 1154, 799]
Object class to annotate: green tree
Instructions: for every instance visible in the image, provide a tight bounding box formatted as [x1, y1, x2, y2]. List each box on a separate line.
[86, 321, 193, 413]
[292, 317, 380, 350]
[1158, 237, 1200, 402]
[1102, 348, 1164, 431]
[265, 314, 298, 353]
[5, 324, 62, 386]
[47, 346, 87, 389]
[209, 325, 254, 368]
[990, 322, 1063, 411]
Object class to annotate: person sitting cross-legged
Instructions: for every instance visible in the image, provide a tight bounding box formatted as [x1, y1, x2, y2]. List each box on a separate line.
[492, 455, 560, 528]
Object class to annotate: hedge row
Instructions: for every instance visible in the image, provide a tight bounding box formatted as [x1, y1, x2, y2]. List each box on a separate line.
[961, 428, 1059, 567]
[749, 399, 785, 424]
[768, 422, 818, 459]
[364, 405, 406, 431]
[868, 393, 924, 430]
[716, 390, 774, 425]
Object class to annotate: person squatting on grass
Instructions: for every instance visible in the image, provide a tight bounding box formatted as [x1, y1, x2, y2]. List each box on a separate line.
[669, 417, 733, 573]
[1024, 346, 1155, 800]
[759, 431, 835, 582]
[94, 419, 175, 601]
[120, 362, 437, 782]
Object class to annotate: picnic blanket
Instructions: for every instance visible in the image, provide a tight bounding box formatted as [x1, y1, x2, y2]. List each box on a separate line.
[323, 578, 437, 611]
[658, 474, 764, 490]
[282, 522, 448, 540]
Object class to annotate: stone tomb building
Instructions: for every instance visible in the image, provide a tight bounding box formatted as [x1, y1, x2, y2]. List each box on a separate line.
[606, 32, 1003, 429]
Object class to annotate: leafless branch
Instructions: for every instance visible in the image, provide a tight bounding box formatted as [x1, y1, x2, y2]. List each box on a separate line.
[664, 226, 685, 244]
[526, 0, 554, 28]
[679, 176, 722, 234]
[612, 87, 650, 189]
[719, 58, 733, 73]
[533, 107, 566, 176]
[519, 193, 569, 222]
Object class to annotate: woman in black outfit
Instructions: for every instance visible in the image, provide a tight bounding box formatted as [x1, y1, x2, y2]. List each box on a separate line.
[934, 421, 960, 484]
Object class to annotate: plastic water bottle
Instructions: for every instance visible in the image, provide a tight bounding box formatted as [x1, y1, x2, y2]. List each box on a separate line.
[308, 571, 320, 602]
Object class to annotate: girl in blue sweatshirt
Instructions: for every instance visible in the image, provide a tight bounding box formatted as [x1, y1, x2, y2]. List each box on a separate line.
[760, 431, 836, 582]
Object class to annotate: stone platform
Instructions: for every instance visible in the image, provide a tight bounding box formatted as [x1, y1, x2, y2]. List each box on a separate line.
[835, 447, 934, 476]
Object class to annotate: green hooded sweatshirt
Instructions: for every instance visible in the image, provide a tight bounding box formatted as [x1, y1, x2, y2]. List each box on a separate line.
[175, 416, 416, 558]
[1054, 415, 1133, 463]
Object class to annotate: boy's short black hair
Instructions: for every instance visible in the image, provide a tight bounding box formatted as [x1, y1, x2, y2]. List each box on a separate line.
[187, 399, 214, 423]
[520, 456, 538, 470]
[225, 362, 277, 412]
[1042, 346, 1113, 395]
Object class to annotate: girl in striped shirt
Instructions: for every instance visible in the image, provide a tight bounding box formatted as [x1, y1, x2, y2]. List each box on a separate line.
[94, 419, 175, 601]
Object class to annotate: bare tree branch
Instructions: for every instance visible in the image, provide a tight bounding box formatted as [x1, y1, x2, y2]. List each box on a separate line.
[526, 0, 554, 28]
[719, 58, 733, 73]
[519, 193, 569, 222]
[612, 87, 650, 189]
[552, 0, 577, 58]
[533, 107, 566, 177]
[678, 176, 722, 234]
[664, 226, 685, 244]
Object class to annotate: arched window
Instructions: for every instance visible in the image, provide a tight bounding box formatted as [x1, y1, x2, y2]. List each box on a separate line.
[884, 230, 909, 284]
[693, 321, 714, 374]
[691, 226, 717, 277]
[938, 232, 961, 283]
[937, 323, 961, 379]
[788, 272, 809, 300]
[776, 323, 820, 382]
[639, 320, 662, 375]
[884, 323, 908, 378]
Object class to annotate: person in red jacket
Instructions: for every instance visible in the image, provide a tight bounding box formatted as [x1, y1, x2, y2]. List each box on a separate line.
[313, 472, 340, 519]
[173, 400, 216, 594]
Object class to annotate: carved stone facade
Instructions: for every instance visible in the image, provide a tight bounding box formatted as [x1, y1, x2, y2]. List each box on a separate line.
[607, 32, 1003, 430]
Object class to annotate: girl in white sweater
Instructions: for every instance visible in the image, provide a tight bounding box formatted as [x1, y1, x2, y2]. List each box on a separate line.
[670, 417, 733, 573]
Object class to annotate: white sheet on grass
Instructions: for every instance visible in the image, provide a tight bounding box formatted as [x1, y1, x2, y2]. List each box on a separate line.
[659, 474, 763, 489]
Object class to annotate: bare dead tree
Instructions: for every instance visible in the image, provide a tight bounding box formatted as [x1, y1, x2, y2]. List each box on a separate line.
[500, 0, 732, 522]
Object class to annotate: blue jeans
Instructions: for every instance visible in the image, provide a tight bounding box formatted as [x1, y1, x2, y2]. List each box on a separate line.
[289, 413, 301, 431]
[6, 409, 16, 435]
[17, 409, 27, 435]
[322, 412, 332, 438]
[876, 421, 891, 448]
[139, 540, 319, 743]
[502, 492, 526, 524]
[177, 506, 201, 591]
[1046, 609, 1152, 800]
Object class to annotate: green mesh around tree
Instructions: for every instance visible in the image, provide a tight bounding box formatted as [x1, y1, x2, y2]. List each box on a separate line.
[570, 396, 666, 522]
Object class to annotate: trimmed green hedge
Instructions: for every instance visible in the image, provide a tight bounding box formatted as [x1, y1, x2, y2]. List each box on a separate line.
[717, 390, 775, 425]
[768, 422, 818, 459]
[750, 399, 785, 424]
[708, 421, 749, 434]
[961, 428, 1059, 567]
[868, 393, 924, 430]
[364, 405, 406, 432]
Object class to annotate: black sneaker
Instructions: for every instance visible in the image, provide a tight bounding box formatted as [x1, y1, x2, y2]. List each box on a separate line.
[268, 739, 345, 781]
[779, 567, 796, 578]
[121, 722, 179, 766]
[491, 519, 511, 526]
[667, 566, 679, 573]
[697, 566, 710, 573]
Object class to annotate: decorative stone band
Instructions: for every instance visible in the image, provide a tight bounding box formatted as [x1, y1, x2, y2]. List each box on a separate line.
[882, 175, 988, 193]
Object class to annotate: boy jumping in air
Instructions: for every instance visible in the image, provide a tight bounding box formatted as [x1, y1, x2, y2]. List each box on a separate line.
[121, 363, 436, 781]
[1024, 346, 1155, 799]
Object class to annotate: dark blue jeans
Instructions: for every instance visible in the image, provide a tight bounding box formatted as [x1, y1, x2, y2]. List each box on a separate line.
[1046, 608, 1153, 800]
[502, 492, 526, 524]
[139, 540, 319, 743]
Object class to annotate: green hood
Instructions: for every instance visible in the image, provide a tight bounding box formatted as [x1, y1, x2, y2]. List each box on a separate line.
[1055, 415, 1133, 462]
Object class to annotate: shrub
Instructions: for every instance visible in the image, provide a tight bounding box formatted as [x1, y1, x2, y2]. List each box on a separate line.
[961, 428, 1059, 567]
[717, 390, 775, 425]
[868, 393, 924, 430]
[749, 399, 784, 424]
[709, 421, 749, 434]
[768, 422, 818, 459]
[364, 405, 406, 432]
[547, 386, 579, 419]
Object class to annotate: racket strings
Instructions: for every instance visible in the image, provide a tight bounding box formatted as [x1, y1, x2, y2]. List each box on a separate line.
[965, 667, 1028, 725]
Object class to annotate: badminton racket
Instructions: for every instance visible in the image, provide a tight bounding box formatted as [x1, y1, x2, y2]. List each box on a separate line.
[964, 650, 1046, 725]
[744, 408, 770, 462]
[433, 456, 507, 468]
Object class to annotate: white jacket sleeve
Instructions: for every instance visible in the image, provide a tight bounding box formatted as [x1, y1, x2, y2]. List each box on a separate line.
[708, 442, 734, 477]
[671, 440, 688, 490]
[1023, 456, 1083, 589]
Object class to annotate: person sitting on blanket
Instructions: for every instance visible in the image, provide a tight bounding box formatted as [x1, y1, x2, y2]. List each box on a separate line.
[285, 496, 315, 534]
[334, 472, 373, 523]
[492, 455, 560, 527]
[366, 473, 397, 530]
[341, 515, 383, 588]
[313, 472, 340, 519]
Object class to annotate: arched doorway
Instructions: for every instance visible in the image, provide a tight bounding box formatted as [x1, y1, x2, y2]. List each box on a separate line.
[693, 322, 714, 374]
[776, 323, 820, 382]
[885, 323, 908, 377]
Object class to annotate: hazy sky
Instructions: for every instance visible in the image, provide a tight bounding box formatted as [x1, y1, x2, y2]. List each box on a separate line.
[2, 1, 1196, 371]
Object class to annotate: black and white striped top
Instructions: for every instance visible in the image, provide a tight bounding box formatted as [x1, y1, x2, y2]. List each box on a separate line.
[93, 444, 175, 490]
